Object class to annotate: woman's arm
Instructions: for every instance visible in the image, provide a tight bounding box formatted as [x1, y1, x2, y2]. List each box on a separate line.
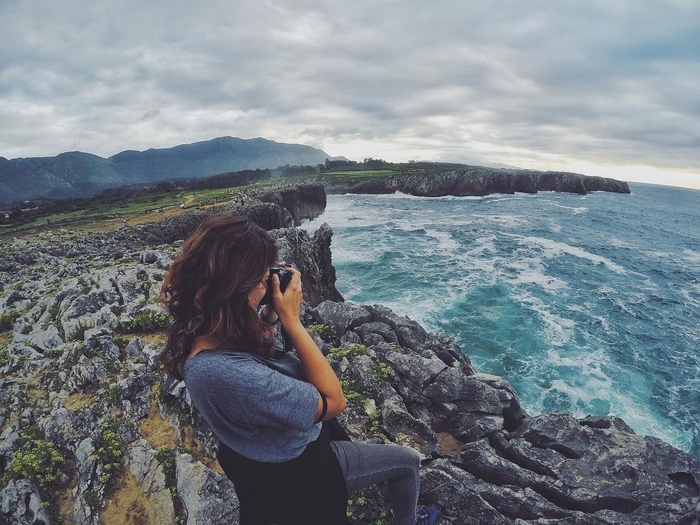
[271, 270, 346, 422]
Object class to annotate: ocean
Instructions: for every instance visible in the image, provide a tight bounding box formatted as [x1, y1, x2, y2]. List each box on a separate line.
[300, 183, 700, 459]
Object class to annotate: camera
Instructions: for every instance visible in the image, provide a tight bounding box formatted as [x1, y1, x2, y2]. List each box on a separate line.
[259, 264, 295, 305]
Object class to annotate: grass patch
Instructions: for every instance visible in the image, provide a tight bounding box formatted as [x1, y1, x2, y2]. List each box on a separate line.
[0, 182, 245, 237]
[47, 299, 61, 321]
[67, 318, 95, 342]
[65, 393, 95, 410]
[0, 309, 21, 331]
[182, 424, 221, 473]
[113, 334, 131, 351]
[122, 311, 169, 334]
[0, 331, 11, 347]
[100, 468, 158, 525]
[436, 432, 463, 456]
[139, 400, 176, 451]
[320, 169, 394, 178]
[106, 384, 120, 405]
[138, 332, 165, 345]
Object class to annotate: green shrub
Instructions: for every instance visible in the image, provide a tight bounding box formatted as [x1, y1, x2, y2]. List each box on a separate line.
[156, 446, 176, 471]
[106, 384, 120, 404]
[340, 379, 368, 411]
[1, 440, 64, 493]
[156, 446, 186, 522]
[0, 346, 9, 367]
[77, 276, 91, 294]
[113, 334, 130, 351]
[372, 361, 393, 382]
[140, 280, 152, 297]
[368, 410, 383, 437]
[124, 311, 169, 333]
[67, 319, 95, 341]
[47, 300, 61, 321]
[329, 344, 369, 361]
[307, 324, 340, 346]
[347, 491, 393, 525]
[83, 489, 101, 510]
[0, 309, 20, 331]
[110, 304, 123, 316]
[93, 422, 124, 486]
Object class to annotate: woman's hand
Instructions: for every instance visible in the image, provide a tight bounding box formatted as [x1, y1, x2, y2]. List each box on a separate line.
[271, 266, 303, 328]
[271, 264, 346, 421]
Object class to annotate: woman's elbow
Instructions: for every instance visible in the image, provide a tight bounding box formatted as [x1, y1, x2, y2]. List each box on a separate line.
[327, 396, 346, 420]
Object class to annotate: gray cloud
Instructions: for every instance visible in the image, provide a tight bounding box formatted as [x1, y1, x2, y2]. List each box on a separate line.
[0, 0, 698, 185]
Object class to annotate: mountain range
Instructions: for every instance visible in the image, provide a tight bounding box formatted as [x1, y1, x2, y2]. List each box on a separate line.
[0, 136, 336, 204]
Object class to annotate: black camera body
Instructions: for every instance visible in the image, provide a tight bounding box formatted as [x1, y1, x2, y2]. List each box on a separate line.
[259, 264, 294, 305]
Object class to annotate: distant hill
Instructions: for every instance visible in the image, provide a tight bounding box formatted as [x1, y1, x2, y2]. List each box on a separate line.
[0, 136, 336, 204]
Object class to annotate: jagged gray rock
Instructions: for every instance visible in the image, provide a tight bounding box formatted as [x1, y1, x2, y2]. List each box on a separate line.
[176, 453, 239, 525]
[259, 183, 327, 226]
[126, 440, 175, 522]
[309, 300, 372, 334]
[275, 224, 344, 307]
[0, 479, 51, 525]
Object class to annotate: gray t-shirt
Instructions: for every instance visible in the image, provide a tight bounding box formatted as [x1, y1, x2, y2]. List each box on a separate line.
[184, 349, 321, 463]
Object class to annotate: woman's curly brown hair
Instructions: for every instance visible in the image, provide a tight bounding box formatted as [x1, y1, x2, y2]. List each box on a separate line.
[159, 214, 278, 380]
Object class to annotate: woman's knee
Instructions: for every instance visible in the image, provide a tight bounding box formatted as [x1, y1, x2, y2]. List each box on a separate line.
[387, 444, 421, 472]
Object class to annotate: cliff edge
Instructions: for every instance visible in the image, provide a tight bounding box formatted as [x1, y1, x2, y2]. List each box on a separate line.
[327, 168, 631, 197]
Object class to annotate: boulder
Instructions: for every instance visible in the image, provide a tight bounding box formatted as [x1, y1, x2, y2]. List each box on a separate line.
[258, 183, 327, 225]
[176, 453, 239, 524]
[274, 225, 344, 306]
[0, 480, 51, 525]
[309, 301, 371, 334]
[126, 440, 176, 522]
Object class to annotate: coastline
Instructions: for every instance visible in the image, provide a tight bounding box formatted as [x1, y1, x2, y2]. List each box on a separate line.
[1, 183, 697, 524]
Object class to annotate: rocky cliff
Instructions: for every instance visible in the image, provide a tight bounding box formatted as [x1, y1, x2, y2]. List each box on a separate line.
[1, 186, 698, 525]
[327, 168, 631, 197]
[258, 183, 327, 226]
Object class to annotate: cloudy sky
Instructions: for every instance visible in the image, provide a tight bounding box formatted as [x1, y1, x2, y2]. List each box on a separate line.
[1, 0, 699, 189]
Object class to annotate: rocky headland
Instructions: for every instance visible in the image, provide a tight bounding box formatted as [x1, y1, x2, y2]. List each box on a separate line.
[325, 168, 631, 197]
[1, 184, 698, 525]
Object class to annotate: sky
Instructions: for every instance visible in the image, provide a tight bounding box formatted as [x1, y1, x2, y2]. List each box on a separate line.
[1, 0, 699, 189]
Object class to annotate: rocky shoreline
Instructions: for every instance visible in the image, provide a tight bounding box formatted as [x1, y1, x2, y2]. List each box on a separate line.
[1, 184, 698, 525]
[325, 168, 631, 197]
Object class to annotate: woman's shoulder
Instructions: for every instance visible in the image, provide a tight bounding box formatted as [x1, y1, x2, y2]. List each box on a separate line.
[185, 350, 260, 375]
[185, 349, 303, 383]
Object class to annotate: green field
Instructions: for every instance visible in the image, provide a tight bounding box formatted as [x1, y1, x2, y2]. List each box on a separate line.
[0, 186, 244, 237]
[0, 170, 405, 238]
[319, 169, 394, 178]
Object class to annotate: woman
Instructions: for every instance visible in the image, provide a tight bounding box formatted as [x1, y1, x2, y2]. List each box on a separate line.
[159, 214, 437, 525]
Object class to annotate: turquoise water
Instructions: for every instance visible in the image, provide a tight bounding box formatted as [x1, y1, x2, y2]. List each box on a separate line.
[301, 184, 700, 458]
